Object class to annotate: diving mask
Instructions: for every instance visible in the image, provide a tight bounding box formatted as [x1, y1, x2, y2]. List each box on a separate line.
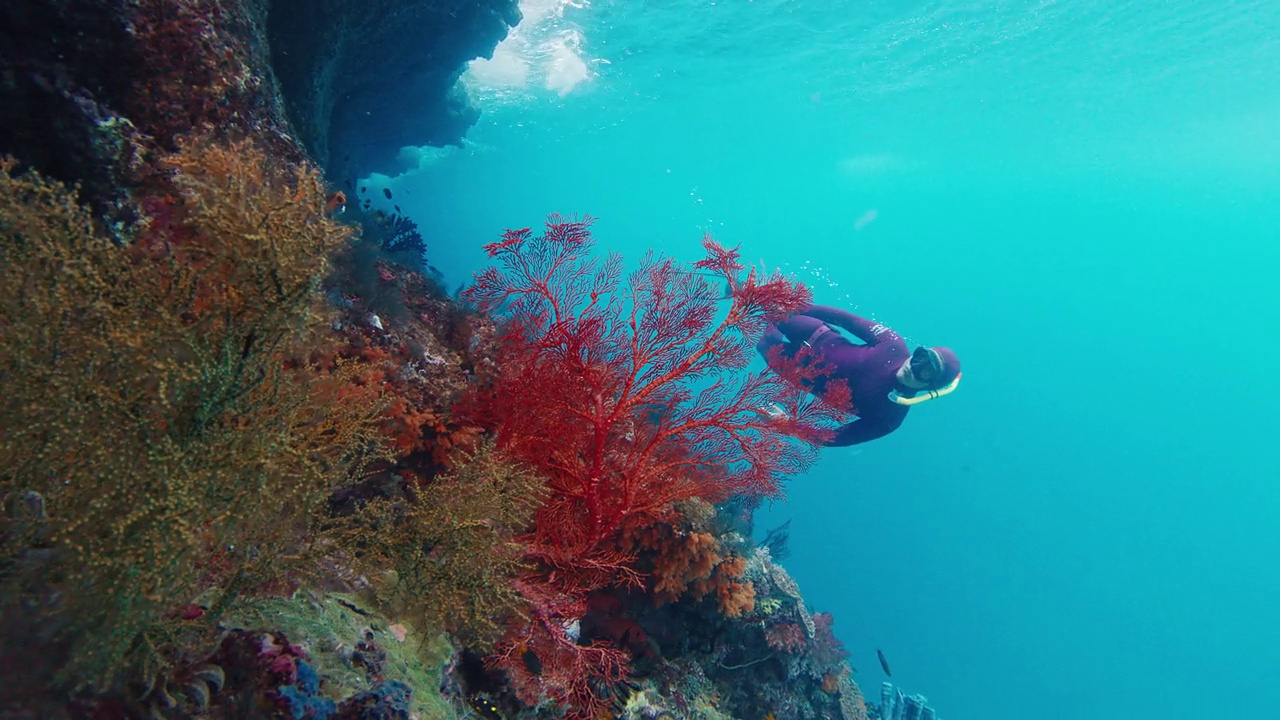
[909, 346, 944, 384]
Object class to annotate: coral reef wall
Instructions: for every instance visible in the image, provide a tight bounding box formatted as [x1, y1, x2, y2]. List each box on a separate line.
[0, 0, 137, 215]
[0, 3, 905, 719]
[0, 0, 518, 222]
[0, 0, 292, 227]
[267, 0, 521, 179]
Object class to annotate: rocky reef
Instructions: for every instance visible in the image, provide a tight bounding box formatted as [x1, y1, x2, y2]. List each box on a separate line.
[0, 0, 519, 233]
[268, 0, 521, 180]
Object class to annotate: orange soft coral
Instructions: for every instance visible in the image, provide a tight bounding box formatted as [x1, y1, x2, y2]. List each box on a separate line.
[691, 554, 756, 617]
[384, 396, 443, 455]
[623, 523, 716, 603]
[623, 522, 755, 616]
[326, 308, 485, 473]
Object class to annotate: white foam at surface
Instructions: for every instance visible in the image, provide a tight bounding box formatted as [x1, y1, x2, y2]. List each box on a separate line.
[464, 0, 594, 100]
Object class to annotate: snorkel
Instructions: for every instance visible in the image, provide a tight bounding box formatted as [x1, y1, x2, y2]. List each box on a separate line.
[888, 372, 962, 405]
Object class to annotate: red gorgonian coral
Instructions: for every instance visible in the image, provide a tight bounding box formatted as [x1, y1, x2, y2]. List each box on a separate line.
[464, 214, 849, 586]
[462, 214, 852, 718]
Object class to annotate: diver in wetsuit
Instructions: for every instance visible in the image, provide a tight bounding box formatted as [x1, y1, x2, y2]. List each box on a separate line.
[757, 305, 962, 447]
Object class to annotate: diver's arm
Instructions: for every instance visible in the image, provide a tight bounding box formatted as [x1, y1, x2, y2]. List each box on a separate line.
[825, 415, 902, 447]
[800, 305, 893, 345]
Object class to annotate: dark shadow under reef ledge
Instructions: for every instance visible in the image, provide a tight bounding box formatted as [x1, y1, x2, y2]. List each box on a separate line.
[267, 0, 522, 180]
[0, 0, 520, 228]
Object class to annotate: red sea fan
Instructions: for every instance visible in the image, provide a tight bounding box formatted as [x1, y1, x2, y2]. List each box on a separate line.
[463, 215, 850, 592]
[464, 214, 852, 719]
[487, 580, 630, 720]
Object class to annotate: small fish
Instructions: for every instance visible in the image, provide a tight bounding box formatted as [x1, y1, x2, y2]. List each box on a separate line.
[521, 648, 543, 675]
[324, 190, 347, 214]
[877, 648, 892, 676]
[383, 187, 393, 199]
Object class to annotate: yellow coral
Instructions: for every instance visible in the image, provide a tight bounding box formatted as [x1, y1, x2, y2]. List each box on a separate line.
[328, 440, 544, 648]
[0, 138, 382, 691]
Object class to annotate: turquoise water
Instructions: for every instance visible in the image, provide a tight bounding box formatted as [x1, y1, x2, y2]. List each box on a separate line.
[376, 1, 1280, 716]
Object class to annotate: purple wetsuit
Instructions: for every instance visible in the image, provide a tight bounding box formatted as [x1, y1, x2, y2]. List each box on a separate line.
[758, 305, 914, 447]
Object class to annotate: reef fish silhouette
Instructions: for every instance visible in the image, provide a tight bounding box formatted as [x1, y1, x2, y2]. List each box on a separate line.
[877, 649, 892, 676]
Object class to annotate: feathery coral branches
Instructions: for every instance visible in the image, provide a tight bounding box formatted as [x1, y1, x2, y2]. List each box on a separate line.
[461, 214, 851, 717]
[329, 441, 543, 647]
[466, 216, 847, 570]
[0, 138, 383, 691]
[488, 580, 629, 720]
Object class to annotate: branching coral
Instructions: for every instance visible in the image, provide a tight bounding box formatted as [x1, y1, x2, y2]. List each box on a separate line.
[461, 214, 852, 719]
[462, 214, 850, 594]
[0, 136, 383, 692]
[328, 441, 544, 648]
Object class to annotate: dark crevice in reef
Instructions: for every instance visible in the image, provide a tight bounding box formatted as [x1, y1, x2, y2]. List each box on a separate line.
[0, 0, 520, 224]
[266, 0, 521, 182]
[0, 0, 145, 228]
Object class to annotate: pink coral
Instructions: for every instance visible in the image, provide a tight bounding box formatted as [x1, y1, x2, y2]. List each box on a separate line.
[765, 621, 809, 655]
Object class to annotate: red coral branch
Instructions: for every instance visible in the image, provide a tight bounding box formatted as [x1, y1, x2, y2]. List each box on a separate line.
[464, 217, 847, 579]
[489, 581, 629, 720]
[463, 215, 852, 717]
